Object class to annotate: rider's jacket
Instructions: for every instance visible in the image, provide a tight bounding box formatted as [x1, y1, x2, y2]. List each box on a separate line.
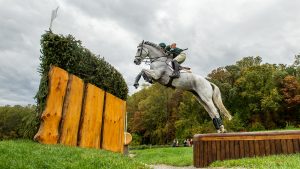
[165, 46, 184, 58]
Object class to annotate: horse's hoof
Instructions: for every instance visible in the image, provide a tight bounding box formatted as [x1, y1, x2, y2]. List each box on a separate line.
[133, 83, 139, 89]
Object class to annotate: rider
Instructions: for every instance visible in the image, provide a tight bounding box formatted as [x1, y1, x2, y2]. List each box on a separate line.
[165, 43, 186, 78]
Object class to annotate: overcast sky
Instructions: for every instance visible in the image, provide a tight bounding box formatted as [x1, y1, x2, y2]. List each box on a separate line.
[1, 0, 300, 105]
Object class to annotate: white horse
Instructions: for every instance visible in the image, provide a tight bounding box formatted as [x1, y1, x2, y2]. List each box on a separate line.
[133, 41, 232, 133]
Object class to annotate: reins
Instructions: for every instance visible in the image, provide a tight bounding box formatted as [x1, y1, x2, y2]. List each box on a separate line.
[136, 42, 171, 65]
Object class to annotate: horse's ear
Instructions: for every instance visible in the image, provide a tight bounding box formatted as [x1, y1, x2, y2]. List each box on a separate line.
[142, 40, 144, 44]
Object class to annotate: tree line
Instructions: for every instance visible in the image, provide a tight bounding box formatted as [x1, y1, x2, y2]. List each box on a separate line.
[1, 56, 299, 142]
[127, 55, 300, 145]
[0, 105, 37, 140]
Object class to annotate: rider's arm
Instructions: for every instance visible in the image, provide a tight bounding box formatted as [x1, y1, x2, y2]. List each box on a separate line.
[165, 45, 171, 51]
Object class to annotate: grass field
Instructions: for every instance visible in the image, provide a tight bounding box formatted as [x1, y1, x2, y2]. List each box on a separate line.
[1, 139, 300, 169]
[131, 146, 300, 169]
[211, 154, 300, 169]
[0, 140, 147, 169]
[131, 147, 193, 166]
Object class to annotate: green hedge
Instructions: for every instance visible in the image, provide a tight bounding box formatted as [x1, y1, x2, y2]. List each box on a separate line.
[35, 31, 128, 115]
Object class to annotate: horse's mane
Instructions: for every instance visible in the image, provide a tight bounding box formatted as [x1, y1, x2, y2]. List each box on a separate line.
[141, 41, 162, 51]
[139, 41, 169, 57]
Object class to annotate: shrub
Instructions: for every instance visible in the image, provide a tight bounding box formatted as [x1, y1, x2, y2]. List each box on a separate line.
[35, 31, 128, 116]
[224, 114, 246, 132]
[249, 122, 265, 131]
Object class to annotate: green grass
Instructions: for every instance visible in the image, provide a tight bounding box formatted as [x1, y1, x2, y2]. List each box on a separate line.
[211, 153, 300, 169]
[0, 140, 147, 169]
[131, 146, 300, 169]
[131, 147, 193, 166]
[2, 140, 300, 169]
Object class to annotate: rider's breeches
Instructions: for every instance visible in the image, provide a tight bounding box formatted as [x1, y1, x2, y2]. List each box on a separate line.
[173, 53, 186, 64]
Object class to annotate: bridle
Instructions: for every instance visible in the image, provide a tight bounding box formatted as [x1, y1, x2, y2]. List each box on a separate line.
[135, 41, 169, 65]
[135, 40, 151, 64]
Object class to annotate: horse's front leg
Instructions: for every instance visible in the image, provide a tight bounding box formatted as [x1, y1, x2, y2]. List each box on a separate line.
[142, 69, 162, 81]
[133, 71, 143, 89]
[133, 69, 161, 89]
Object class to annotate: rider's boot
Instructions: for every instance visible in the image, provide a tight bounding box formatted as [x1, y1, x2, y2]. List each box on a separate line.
[170, 60, 180, 78]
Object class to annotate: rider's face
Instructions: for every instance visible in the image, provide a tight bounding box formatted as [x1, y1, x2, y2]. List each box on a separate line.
[171, 43, 176, 48]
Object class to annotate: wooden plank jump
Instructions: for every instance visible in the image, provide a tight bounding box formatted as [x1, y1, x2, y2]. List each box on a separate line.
[34, 66, 129, 153]
[193, 130, 300, 168]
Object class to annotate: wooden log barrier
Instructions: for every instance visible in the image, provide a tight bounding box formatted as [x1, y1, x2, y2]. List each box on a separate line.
[35, 66, 129, 153]
[193, 130, 300, 168]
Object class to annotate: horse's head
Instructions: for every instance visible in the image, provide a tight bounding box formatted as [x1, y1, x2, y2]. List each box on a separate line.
[134, 40, 149, 65]
[134, 41, 166, 65]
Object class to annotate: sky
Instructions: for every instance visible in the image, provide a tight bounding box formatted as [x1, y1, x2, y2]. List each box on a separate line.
[1, 0, 300, 105]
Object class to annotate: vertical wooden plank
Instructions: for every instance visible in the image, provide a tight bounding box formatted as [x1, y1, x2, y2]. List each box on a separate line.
[220, 141, 225, 160]
[78, 84, 104, 149]
[293, 139, 299, 153]
[199, 141, 204, 168]
[193, 141, 199, 167]
[281, 139, 288, 154]
[249, 140, 255, 157]
[211, 141, 217, 164]
[207, 141, 212, 165]
[216, 141, 221, 161]
[59, 75, 84, 146]
[234, 140, 240, 159]
[239, 140, 244, 158]
[102, 92, 126, 153]
[286, 139, 293, 154]
[244, 140, 249, 157]
[259, 140, 265, 156]
[34, 66, 69, 144]
[203, 141, 208, 167]
[275, 140, 282, 154]
[264, 140, 271, 156]
[270, 140, 276, 155]
[225, 141, 230, 159]
[230, 140, 235, 158]
[254, 140, 260, 156]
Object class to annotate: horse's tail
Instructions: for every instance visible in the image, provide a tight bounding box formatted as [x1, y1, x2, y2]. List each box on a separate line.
[210, 83, 232, 120]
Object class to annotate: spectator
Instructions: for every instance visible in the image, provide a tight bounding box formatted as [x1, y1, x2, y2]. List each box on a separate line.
[183, 139, 187, 147]
[172, 139, 176, 147]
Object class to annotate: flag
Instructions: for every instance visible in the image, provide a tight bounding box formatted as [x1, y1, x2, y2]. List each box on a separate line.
[49, 6, 59, 30]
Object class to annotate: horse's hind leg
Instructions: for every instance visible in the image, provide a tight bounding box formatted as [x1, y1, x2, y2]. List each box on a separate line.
[193, 92, 226, 133]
